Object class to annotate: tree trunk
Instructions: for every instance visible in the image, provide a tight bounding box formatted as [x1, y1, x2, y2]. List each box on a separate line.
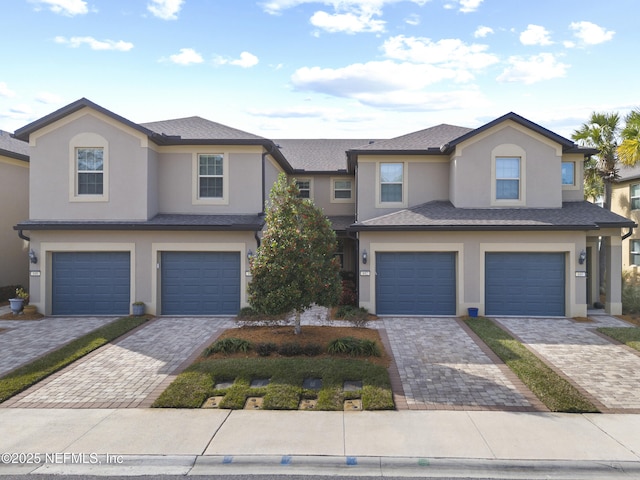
[599, 180, 613, 295]
[294, 310, 301, 335]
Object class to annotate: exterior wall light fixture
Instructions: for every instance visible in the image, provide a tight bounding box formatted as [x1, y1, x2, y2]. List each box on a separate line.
[362, 249, 368, 264]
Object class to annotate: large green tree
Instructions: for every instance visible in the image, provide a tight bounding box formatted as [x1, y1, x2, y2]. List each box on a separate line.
[248, 173, 341, 334]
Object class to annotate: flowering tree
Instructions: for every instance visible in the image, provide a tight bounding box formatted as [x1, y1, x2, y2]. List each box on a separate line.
[248, 174, 341, 334]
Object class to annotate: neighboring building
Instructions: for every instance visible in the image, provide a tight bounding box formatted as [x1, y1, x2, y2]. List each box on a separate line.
[0, 130, 29, 289]
[13, 99, 634, 317]
[612, 164, 640, 271]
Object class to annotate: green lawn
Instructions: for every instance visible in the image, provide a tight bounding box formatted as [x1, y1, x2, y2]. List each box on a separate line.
[465, 317, 599, 413]
[0, 315, 149, 403]
[597, 327, 640, 352]
[153, 356, 394, 410]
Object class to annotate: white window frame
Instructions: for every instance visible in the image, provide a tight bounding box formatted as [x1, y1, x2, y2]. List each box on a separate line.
[376, 162, 407, 208]
[561, 161, 576, 187]
[69, 132, 109, 202]
[631, 184, 640, 210]
[331, 177, 354, 203]
[295, 178, 313, 199]
[192, 152, 229, 205]
[631, 240, 640, 265]
[491, 144, 526, 206]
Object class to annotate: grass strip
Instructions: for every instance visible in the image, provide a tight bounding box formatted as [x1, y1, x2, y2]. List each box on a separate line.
[465, 317, 599, 413]
[0, 315, 149, 403]
[597, 327, 640, 352]
[153, 357, 394, 411]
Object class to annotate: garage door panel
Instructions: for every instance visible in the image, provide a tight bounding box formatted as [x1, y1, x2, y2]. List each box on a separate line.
[376, 252, 456, 315]
[485, 252, 565, 316]
[52, 252, 131, 315]
[161, 252, 240, 315]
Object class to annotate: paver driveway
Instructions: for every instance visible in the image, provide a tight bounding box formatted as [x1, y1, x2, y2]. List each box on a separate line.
[496, 315, 640, 412]
[2, 317, 233, 408]
[0, 316, 119, 377]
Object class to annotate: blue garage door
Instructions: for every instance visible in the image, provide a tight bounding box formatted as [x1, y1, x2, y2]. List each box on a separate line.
[485, 252, 565, 316]
[52, 252, 131, 315]
[161, 252, 240, 315]
[376, 252, 456, 315]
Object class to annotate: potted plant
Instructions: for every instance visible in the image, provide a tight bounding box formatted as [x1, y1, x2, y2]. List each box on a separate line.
[9, 287, 29, 314]
[132, 301, 145, 316]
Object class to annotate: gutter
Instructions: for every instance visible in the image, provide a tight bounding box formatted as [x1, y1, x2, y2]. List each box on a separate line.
[17, 230, 30, 241]
[623, 227, 634, 241]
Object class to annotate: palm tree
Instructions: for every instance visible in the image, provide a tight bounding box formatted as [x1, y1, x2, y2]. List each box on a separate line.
[572, 111, 621, 211]
[619, 109, 640, 166]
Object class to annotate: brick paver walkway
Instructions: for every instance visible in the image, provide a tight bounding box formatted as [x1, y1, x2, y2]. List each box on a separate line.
[380, 317, 540, 411]
[2, 317, 232, 408]
[0, 316, 119, 377]
[496, 315, 640, 412]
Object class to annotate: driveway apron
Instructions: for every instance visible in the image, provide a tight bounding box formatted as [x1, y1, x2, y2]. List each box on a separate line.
[496, 315, 640, 412]
[2, 317, 232, 408]
[381, 317, 540, 410]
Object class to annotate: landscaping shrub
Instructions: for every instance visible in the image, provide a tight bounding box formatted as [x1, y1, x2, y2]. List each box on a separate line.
[334, 305, 370, 327]
[255, 342, 277, 357]
[326, 336, 379, 356]
[339, 279, 358, 306]
[204, 338, 252, 356]
[302, 343, 323, 356]
[278, 342, 304, 356]
[622, 281, 640, 314]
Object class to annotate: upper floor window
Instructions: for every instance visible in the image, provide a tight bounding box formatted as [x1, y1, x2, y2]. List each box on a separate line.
[332, 178, 353, 202]
[631, 240, 640, 265]
[76, 148, 104, 195]
[192, 152, 228, 205]
[631, 184, 640, 210]
[495, 157, 520, 200]
[380, 163, 403, 203]
[198, 154, 223, 198]
[296, 179, 311, 199]
[69, 132, 109, 202]
[561, 161, 575, 186]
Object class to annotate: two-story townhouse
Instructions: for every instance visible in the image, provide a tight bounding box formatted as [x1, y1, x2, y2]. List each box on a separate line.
[12, 98, 299, 316]
[0, 130, 30, 290]
[348, 113, 634, 317]
[611, 164, 640, 272]
[12, 99, 634, 318]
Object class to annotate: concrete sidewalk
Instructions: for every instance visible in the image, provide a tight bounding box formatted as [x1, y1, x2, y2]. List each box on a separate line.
[1, 409, 639, 477]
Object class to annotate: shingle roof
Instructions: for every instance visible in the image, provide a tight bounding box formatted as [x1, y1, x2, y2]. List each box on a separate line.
[327, 215, 356, 232]
[141, 117, 266, 141]
[0, 130, 29, 161]
[354, 124, 472, 152]
[350, 201, 635, 231]
[14, 214, 265, 231]
[618, 164, 640, 182]
[274, 139, 373, 171]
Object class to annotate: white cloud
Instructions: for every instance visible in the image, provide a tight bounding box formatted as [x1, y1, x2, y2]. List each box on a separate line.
[0, 82, 16, 98]
[474, 25, 493, 38]
[54, 36, 133, 51]
[147, 0, 184, 20]
[458, 0, 483, 13]
[30, 0, 88, 16]
[168, 48, 204, 65]
[569, 21, 615, 45]
[382, 35, 499, 72]
[310, 9, 385, 33]
[215, 52, 259, 68]
[405, 13, 420, 26]
[35, 92, 63, 104]
[356, 88, 489, 110]
[497, 53, 569, 84]
[520, 24, 553, 46]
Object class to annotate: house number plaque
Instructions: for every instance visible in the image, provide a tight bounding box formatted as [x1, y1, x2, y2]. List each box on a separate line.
[360, 270, 370, 276]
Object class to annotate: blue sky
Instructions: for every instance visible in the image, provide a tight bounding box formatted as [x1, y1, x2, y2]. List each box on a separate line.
[0, 0, 637, 139]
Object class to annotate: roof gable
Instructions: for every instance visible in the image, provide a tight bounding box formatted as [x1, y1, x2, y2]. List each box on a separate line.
[141, 116, 266, 141]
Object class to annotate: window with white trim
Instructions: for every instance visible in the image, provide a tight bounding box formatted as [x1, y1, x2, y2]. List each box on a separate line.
[76, 147, 104, 195]
[380, 163, 403, 203]
[631, 184, 640, 210]
[198, 154, 224, 198]
[332, 179, 352, 201]
[561, 161, 575, 186]
[495, 157, 520, 200]
[296, 179, 311, 199]
[631, 240, 640, 265]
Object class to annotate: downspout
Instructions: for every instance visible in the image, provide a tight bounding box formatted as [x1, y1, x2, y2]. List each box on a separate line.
[17, 230, 30, 242]
[622, 227, 634, 241]
[260, 150, 268, 217]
